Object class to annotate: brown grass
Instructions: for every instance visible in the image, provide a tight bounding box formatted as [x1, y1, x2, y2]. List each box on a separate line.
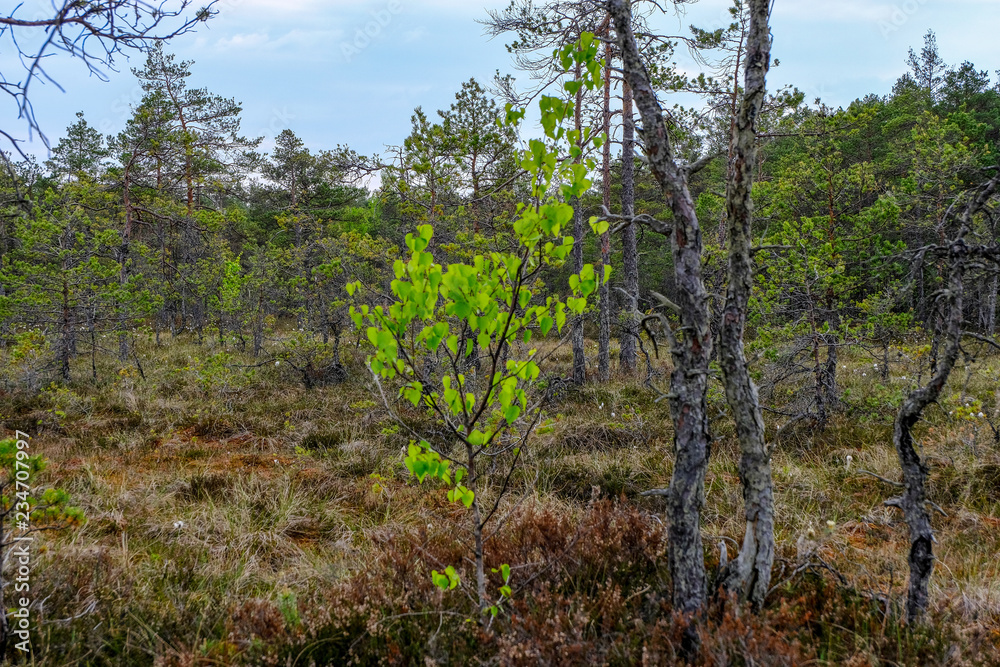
[1, 332, 998, 665]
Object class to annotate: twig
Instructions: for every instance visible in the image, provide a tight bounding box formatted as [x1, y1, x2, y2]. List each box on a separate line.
[858, 470, 904, 488]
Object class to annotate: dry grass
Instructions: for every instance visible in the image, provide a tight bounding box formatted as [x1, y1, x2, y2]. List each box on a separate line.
[2, 332, 999, 665]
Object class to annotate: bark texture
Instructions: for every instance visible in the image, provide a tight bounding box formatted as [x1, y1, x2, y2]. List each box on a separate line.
[717, 0, 774, 609]
[598, 36, 613, 382]
[609, 0, 713, 614]
[892, 172, 999, 622]
[619, 80, 639, 373]
[571, 62, 587, 385]
[893, 247, 962, 623]
[984, 273, 997, 335]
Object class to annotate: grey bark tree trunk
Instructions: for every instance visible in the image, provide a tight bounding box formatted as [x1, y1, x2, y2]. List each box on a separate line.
[893, 252, 961, 623]
[619, 80, 639, 373]
[891, 173, 999, 623]
[610, 0, 713, 615]
[571, 61, 587, 384]
[61, 274, 71, 381]
[118, 163, 134, 363]
[598, 37, 613, 382]
[716, 0, 774, 610]
[984, 273, 997, 334]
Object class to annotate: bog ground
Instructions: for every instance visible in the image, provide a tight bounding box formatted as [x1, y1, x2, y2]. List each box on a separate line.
[2, 334, 997, 665]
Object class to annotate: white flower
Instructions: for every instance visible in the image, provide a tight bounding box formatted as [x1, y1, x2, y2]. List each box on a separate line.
[173, 520, 185, 530]
[978, 412, 985, 418]
[611, 412, 616, 418]
[862, 372, 867, 377]
[826, 520, 836, 529]
[275, 361, 280, 366]
[274, 459, 280, 464]
[901, 376, 907, 380]
[845, 455, 853, 469]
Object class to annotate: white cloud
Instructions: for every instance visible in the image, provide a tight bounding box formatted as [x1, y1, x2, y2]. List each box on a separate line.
[267, 29, 345, 51]
[215, 32, 270, 50]
[403, 27, 428, 43]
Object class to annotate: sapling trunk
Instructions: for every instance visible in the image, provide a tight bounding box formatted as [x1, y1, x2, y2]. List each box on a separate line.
[469, 443, 487, 613]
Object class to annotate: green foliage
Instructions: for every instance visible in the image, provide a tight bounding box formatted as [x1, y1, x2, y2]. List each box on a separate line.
[349, 33, 607, 608]
[432, 565, 461, 591]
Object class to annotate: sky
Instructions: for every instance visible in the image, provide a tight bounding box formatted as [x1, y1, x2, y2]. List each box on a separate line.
[3, 0, 1000, 162]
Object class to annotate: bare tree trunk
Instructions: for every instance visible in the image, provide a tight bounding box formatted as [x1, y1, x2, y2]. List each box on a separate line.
[806, 293, 829, 428]
[571, 59, 587, 384]
[61, 275, 71, 381]
[610, 0, 713, 615]
[118, 166, 134, 362]
[719, 16, 746, 247]
[985, 273, 998, 334]
[823, 333, 839, 410]
[619, 80, 639, 374]
[716, 0, 774, 610]
[253, 289, 265, 357]
[891, 173, 999, 622]
[89, 305, 98, 382]
[598, 36, 613, 382]
[893, 254, 962, 623]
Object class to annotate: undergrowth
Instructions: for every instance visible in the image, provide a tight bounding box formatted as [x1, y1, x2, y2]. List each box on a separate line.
[0, 332, 998, 665]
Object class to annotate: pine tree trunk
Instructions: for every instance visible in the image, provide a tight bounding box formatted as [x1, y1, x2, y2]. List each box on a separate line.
[611, 0, 713, 615]
[61, 275, 71, 381]
[716, 0, 775, 609]
[571, 60, 587, 384]
[984, 273, 997, 334]
[893, 250, 964, 622]
[598, 38, 613, 382]
[119, 167, 133, 362]
[619, 80, 639, 374]
[891, 172, 999, 622]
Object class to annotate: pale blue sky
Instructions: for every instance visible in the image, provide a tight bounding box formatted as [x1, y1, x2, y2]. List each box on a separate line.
[6, 0, 1000, 161]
